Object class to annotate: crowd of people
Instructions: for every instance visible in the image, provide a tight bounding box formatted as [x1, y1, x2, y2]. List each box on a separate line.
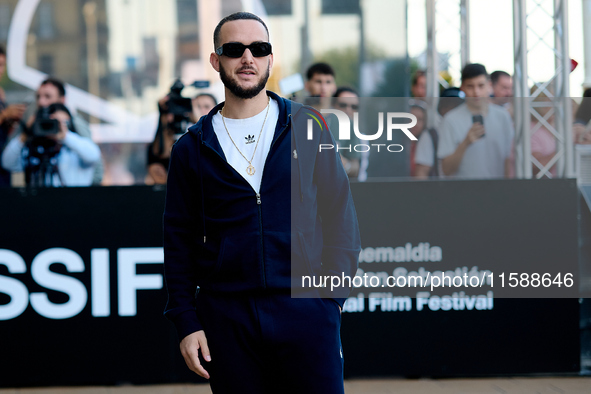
[0, 45, 102, 187]
[299, 61, 591, 181]
[1, 41, 590, 187]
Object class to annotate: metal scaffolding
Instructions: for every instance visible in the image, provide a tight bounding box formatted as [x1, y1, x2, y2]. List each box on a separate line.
[513, 0, 573, 178]
[425, 0, 470, 93]
[425, 0, 573, 178]
[425, 0, 470, 128]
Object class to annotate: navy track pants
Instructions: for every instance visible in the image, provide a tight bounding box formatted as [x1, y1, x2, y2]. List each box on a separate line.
[195, 290, 345, 394]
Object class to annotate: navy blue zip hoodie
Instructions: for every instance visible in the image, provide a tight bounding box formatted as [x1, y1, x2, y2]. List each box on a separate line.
[163, 91, 361, 341]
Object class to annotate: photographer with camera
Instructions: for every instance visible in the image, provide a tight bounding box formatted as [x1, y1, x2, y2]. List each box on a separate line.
[12, 78, 103, 185]
[147, 80, 216, 184]
[1, 102, 101, 187]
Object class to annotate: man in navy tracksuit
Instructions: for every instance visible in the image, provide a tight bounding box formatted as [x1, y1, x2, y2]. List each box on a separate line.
[163, 12, 360, 394]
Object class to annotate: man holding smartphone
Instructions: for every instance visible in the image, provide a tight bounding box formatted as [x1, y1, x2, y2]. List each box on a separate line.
[438, 63, 514, 178]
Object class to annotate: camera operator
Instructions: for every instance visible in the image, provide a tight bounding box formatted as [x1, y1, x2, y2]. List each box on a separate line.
[147, 81, 216, 184]
[15, 78, 103, 184]
[1, 103, 101, 187]
[0, 45, 27, 187]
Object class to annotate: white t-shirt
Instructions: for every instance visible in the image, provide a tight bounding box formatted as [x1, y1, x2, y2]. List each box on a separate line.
[437, 103, 514, 179]
[212, 98, 279, 193]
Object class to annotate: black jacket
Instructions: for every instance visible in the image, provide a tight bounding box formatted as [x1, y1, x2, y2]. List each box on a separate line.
[163, 90, 361, 340]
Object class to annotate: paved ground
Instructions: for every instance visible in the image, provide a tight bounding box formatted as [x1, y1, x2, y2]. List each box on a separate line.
[1, 377, 591, 394]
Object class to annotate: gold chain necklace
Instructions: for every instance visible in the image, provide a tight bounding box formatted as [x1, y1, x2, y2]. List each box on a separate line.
[221, 98, 270, 176]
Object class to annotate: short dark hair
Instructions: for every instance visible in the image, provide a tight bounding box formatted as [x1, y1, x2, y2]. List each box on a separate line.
[409, 99, 427, 116]
[40, 77, 66, 97]
[48, 102, 71, 118]
[412, 70, 426, 86]
[438, 88, 465, 116]
[461, 63, 489, 82]
[575, 88, 591, 124]
[306, 63, 335, 80]
[490, 70, 511, 86]
[195, 93, 218, 106]
[0, 45, 5, 57]
[213, 12, 269, 49]
[47, 103, 77, 133]
[334, 86, 358, 98]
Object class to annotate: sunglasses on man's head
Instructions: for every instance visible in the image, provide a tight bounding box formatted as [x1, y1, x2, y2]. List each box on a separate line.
[337, 102, 359, 111]
[215, 42, 273, 58]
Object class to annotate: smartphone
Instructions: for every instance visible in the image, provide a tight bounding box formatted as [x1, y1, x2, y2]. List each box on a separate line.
[472, 115, 485, 138]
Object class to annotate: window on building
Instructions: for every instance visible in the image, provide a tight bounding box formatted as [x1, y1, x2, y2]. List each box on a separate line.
[37, 3, 55, 39]
[261, 0, 292, 15]
[321, 0, 360, 14]
[38, 54, 54, 75]
[177, 0, 198, 26]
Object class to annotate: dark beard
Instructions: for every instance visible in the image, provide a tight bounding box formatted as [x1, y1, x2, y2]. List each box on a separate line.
[219, 62, 270, 99]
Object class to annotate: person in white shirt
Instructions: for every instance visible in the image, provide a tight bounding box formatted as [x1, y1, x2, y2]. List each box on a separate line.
[438, 64, 515, 179]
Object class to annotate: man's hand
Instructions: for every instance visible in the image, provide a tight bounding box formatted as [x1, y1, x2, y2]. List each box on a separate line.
[180, 330, 211, 379]
[464, 123, 485, 145]
[0, 104, 26, 123]
[340, 155, 360, 177]
[442, 124, 484, 176]
[574, 123, 591, 144]
[49, 111, 70, 142]
[148, 163, 168, 184]
[580, 131, 591, 145]
[158, 95, 170, 113]
[340, 156, 351, 174]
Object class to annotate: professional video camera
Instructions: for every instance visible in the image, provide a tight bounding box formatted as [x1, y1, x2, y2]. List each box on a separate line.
[164, 79, 193, 139]
[30, 106, 60, 138]
[162, 79, 211, 139]
[23, 105, 67, 187]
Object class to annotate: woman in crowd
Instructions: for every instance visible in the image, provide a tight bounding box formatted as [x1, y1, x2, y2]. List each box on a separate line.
[331, 87, 361, 179]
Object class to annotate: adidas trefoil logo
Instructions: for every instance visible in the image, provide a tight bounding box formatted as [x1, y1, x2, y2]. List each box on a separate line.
[245, 134, 256, 144]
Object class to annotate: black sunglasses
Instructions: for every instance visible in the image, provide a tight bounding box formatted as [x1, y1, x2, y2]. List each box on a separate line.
[215, 42, 272, 58]
[337, 102, 359, 111]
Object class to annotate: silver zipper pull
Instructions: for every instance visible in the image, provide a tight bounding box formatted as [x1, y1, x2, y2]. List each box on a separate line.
[293, 150, 298, 159]
[256, 193, 261, 205]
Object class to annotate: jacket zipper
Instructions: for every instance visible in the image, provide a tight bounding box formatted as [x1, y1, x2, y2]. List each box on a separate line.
[256, 192, 265, 288]
[200, 115, 291, 290]
[257, 116, 290, 289]
[269, 114, 291, 150]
